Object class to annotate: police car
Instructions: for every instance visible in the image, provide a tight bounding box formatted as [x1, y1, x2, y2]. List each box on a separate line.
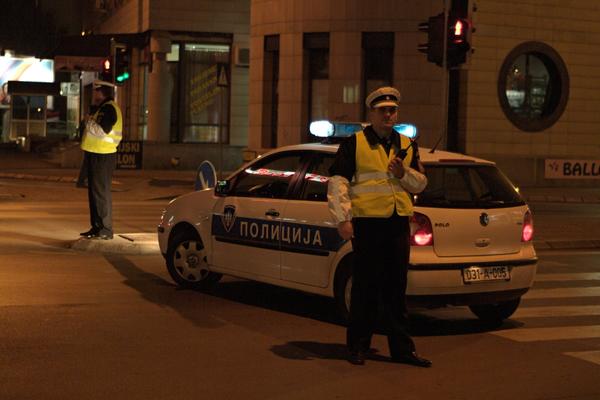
[157, 121, 537, 325]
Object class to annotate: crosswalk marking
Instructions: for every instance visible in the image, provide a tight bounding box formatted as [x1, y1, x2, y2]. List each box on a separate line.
[564, 351, 600, 366]
[492, 325, 600, 342]
[535, 273, 600, 282]
[523, 287, 600, 299]
[514, 305, 600, 318]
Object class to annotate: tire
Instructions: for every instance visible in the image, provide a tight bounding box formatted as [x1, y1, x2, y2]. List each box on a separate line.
[334, 255, 353, 323]
[469, 298, 520, 326]
[166, 230, 222, 290]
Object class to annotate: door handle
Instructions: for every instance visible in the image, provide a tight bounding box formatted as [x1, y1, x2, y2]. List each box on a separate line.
[265, 209, 280, 217]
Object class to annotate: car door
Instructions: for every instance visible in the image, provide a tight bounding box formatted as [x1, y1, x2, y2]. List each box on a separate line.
[280, 151, 345, 288]
[211, 151, 307, 280]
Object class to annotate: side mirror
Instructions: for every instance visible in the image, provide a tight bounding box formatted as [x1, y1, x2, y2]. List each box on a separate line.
[214, 180, 231, 197]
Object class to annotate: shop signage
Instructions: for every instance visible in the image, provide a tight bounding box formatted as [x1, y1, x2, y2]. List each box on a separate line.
[117, 140, 143, 169]
[545, 159, 600, 179]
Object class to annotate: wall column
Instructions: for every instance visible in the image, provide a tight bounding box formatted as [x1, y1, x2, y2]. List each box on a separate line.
[147, 32, 172, 142]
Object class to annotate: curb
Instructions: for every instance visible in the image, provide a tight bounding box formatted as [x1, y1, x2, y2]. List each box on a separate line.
[69, 233, 159, 255]
[534, 239, 600, 251]
[0, 172, 122, 185]
[524, 195, 600, 204]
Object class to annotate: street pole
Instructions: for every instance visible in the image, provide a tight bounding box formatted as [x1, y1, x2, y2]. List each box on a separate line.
[440, 0, 450, 151]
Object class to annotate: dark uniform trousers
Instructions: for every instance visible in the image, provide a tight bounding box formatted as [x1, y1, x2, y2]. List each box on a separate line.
[347, 213, 416, 356]
[85, 151, 116, 235]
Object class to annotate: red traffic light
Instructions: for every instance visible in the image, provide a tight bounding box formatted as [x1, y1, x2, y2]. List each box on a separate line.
[451, 18, 469, 44]
[454, 20, 464, 37]
[103, 58, 111, 71]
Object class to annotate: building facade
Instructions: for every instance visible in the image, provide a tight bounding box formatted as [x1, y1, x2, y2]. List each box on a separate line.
[249, 0, 600, 186]
[65, 0, 251, 171]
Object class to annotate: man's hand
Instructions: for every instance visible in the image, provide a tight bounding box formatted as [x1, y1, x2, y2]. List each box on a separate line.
[337, 220, 354, 240]
[388, 157, 406, 179]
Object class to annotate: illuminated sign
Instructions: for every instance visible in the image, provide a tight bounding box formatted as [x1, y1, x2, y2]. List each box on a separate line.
[0, 57, 54, 87]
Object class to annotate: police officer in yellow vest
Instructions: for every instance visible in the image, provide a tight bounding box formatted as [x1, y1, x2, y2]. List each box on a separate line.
[328, 86, 431, 367]
[79, 80, 123, 240]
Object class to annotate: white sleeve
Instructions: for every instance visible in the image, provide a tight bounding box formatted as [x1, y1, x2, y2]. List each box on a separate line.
[327, 175, 353, 224]
[399, 167, 428, 194]
[84, 120, 108, 138]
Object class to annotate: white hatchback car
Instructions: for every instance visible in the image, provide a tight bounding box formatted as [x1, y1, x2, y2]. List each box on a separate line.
[158, 130, 537, 325]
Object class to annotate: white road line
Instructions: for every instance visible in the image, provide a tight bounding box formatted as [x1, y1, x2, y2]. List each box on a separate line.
[564, 351, 600, 366]
[492, 325, 600, 342]
[535, 273, 600, 282]
[514, 305, 600, 318]
[524, 287, 600, 299]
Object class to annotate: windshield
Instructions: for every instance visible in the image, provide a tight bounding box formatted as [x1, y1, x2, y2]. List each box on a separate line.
[415, 164, 525, 208]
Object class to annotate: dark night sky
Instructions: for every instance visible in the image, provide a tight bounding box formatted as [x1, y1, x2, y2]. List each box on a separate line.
[0, 0, 84, 57]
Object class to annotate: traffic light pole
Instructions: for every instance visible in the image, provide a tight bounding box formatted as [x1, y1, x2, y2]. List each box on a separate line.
[439, 0, 450, 151]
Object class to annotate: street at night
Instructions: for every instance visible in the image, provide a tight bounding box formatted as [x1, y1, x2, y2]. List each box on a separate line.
[0, 175, 599, 400]
[2, 1, 600, 399]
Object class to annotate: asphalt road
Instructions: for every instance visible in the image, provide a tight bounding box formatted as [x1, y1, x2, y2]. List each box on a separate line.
[0, 187, 599, 399]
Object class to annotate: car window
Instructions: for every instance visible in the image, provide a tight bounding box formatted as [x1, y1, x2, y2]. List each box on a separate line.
[416, 164, 525, 208]
[229, 152, 304, 199]
[298, 153, 335, 202]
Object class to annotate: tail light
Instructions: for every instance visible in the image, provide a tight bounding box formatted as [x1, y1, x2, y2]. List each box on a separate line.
[410, 212, 433, 246]
[521, 210, 534, 242]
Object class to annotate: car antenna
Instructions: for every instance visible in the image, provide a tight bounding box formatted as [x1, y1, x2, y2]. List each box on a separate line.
[429, 134, 443, 154]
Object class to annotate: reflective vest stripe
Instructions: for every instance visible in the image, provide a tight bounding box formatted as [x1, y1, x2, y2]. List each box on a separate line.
[350, 184, 403, 195]
[355, 171, 394, 182]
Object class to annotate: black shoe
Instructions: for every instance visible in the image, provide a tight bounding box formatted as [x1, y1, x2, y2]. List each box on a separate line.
[80, 228, 99, 238]
[348, 350, 365, 366]
[391, 352, 432, 368]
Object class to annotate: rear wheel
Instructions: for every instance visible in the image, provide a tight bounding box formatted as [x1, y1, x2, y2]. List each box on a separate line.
[469, 298, 520, 326]
[166, 231, 222, 290]
[334, 255, 353, 323]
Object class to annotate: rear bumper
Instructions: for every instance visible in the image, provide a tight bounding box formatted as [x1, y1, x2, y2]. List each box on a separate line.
[406, 259, 537, 303]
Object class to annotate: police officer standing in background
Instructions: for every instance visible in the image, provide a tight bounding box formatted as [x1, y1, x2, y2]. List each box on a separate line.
[79, 80, 123, 240]
[327, 86, 431, 367]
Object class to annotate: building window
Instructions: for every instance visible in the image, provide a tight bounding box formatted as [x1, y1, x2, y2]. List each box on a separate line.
[304, 33, 330, 127]
[177, 43, 231, 143]
[262, 35, 279, 148]
[498, 42, 569, 132]
[362, 32, 394, 118]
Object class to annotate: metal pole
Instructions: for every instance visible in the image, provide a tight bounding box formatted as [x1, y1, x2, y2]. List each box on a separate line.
[219, 87, 224, 179]
[440, 0, 451, 150]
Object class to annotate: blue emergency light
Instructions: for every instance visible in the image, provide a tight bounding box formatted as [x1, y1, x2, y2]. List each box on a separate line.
[309, 120, 418, 140]
[393, 124, 418, 139]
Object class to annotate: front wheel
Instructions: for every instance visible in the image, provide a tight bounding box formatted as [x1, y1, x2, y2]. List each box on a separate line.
[469, 298, 520, 326]
[166, 231, 222, 290]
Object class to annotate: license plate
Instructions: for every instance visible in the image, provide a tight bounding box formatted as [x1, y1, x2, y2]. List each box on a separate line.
[462, 266, 511, 283]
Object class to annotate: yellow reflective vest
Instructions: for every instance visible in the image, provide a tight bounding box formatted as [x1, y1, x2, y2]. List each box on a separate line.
[81, 100, 123, 154]
[350, 130, 414, 218]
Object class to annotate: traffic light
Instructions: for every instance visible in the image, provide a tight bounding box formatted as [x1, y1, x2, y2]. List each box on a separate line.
[446, 14, 472, 68]
[418, 13, 445, 67]
[100, 58, 113, 82]
[418, 12, 473, 68]
[114, 46, 130, 85]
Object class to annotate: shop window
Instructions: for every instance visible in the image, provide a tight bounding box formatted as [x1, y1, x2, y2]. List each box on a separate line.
[362, 32, 394, 118]
[305, 33, 330, 128]
[178, 43, 230, 143]
[498, 42, 569, 132]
